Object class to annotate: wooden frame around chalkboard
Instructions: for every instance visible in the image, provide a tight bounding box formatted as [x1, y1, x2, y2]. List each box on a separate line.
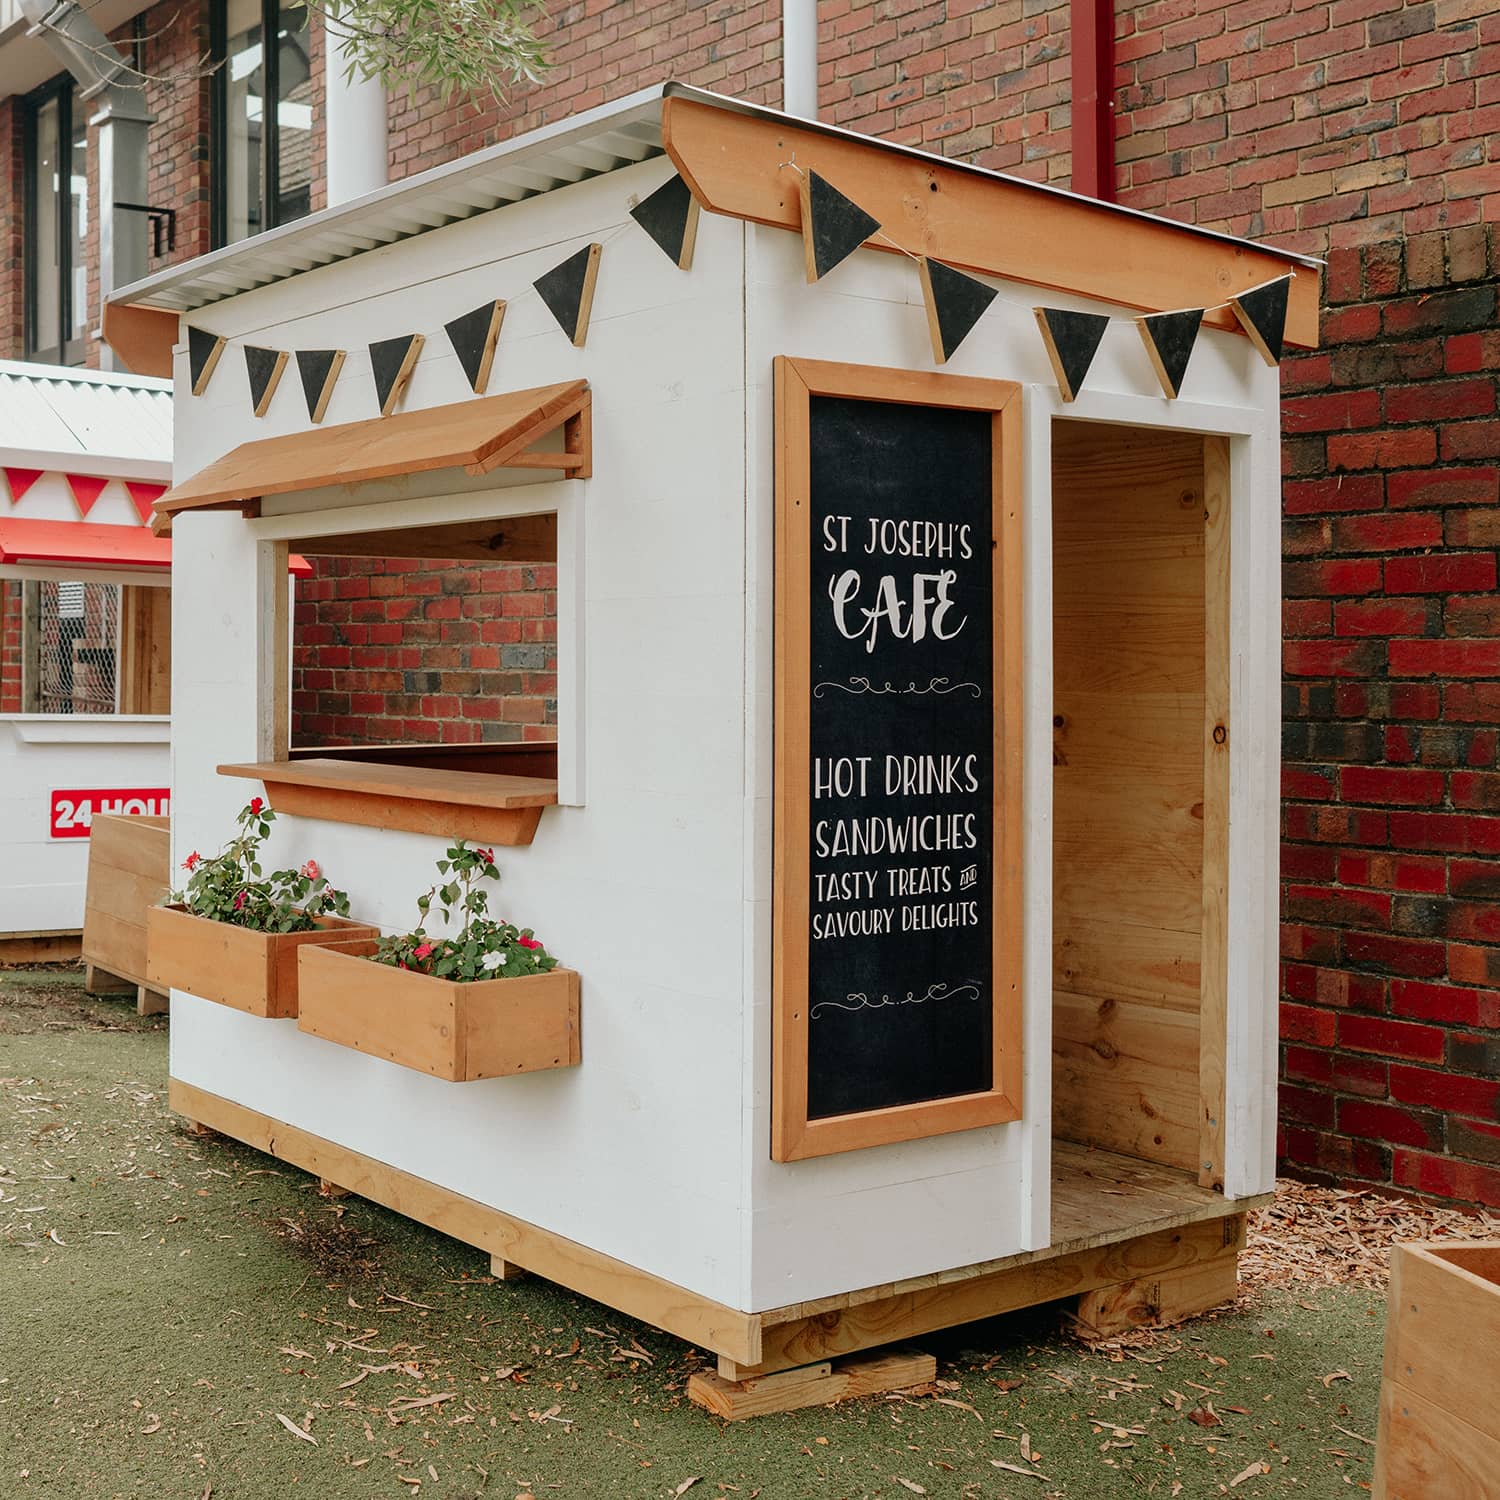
[772, 357, 1025, 1162]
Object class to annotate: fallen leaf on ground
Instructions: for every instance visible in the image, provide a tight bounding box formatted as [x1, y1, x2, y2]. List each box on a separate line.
[275, 1413, 317, 1445]
[1188, 1404, 1221, 1429]
[893, 1481, 926, 1495]
[990, 1459, 1049, 1481]
[1321, 1369, 1351, 1388]
[673, 1480, 701, 1496]
[1230, 1460, 1270, 1487]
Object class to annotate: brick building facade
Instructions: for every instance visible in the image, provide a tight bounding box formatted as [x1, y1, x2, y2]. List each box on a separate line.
[2, 0, 1496, 1203]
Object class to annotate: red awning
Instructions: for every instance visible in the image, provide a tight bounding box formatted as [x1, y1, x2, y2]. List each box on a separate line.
[0, 517, 311, 575]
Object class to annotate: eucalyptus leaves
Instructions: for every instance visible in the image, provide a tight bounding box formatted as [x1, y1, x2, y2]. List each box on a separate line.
[373, 840, 558, 983]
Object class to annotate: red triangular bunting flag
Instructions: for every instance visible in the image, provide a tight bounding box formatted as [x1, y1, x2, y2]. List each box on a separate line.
[3, 467, 42, 504]
[66, 474, 109, 516]
[125, 481, 167, 525]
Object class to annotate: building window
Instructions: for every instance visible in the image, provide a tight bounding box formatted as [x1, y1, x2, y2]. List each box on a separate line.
[23, 75, 89, 366]
[212, 0, 314, 246]
[0, 577, 171, 716]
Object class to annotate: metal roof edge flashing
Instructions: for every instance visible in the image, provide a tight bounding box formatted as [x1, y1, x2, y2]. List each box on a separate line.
[109, 80, 1319, 319]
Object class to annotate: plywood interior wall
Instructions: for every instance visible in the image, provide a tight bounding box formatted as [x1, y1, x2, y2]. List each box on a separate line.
[1051, 422, 1209, 1172]
[119, 586, 172, 716]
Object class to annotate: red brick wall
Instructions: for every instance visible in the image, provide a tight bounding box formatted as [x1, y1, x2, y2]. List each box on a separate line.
[290, 557, 556, 747]
[828, 0, 1500, 1206]
[1280, 226, 1500, 1208]
[819, 0, 1074, 181]
[386, 0, 783, 177]
[0, 581, 22, 713]
[0, 99, 24, 359]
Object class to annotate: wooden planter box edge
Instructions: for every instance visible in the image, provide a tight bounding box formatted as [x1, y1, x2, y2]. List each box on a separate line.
[297, 939, 581, 1082]
[145, 904, 380, 1018]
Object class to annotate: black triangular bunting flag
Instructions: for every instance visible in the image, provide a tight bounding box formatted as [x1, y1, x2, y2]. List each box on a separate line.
[1033, 307, 1110, 403]
[799, 169, 881, 282]
[444, 301, 506, 394]
[630, 173, 700, 270]
[1138, 307, 1205, 399]
[534, 244, 602, 347]
[295, 349, 345, 424]
[188, 326, 226, 397]
[369, 334, 425, 416]
[919, 258, 998, 364]
[244, 346, 288, 418]
[1231, 274, 1291, 366]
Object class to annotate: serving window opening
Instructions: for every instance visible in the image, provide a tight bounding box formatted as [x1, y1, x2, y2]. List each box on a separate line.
[1049, 418, 1231, 1237]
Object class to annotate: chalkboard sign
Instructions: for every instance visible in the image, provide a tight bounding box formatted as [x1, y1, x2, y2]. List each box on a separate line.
[773, 358, 1024, 1162]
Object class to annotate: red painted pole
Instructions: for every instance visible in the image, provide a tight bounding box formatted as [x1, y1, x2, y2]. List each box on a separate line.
[1070, 0, 1116, 203]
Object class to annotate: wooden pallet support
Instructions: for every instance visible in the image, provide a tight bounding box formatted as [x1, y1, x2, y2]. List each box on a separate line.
[490, 1253, 528, 1282]
[1073, 1252, 1240, 1342]
[688, 1350, 935, 1421]
[85, 963, 134, 995]
[317, 1178, 351, 1199]
[136, 986, 169, 1017]
[0, 931, 82, 964]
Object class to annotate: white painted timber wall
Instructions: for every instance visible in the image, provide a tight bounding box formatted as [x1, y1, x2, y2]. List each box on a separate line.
[0, 475, 169, 936]
[167, 159, 756, 1309]
[164, 153, 1284, 1315]
[737, 220, 1284, 1306]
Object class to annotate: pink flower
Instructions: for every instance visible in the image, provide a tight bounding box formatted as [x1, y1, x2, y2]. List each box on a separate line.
[300, 859, 319, 880]
[518, 935, 540, 951]
[233, 890, 247, 911]
[249, 797, 264, 815]
[478, 848, 495, 866]
[413, 942, 434, 960]
[182, 851, 201, 872]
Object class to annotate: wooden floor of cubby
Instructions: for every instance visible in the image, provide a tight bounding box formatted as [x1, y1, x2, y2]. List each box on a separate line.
[170, 1081, 1264, 1417]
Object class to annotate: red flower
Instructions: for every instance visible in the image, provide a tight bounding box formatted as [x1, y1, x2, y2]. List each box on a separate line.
[249, 797, 264, 815]
[518, 935, 540, 950]
[478, 848, 495, 866]
[233, 890, 247, 910]
[182, 851, 201, 872]
[413, 942, 434, 960]
[300, 859, 319, 880]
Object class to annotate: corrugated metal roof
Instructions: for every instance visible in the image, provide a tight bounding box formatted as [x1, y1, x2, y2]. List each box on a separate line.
[0, 360, 173, 481]
[108, 82, 1320, 319]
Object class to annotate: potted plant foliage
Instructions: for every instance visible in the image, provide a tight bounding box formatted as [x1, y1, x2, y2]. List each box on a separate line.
[297, 840, 580, 1081]
[146, 798, 378, 1018]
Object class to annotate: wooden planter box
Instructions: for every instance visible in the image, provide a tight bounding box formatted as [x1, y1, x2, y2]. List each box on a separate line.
[146, 904, 379, 1019]
[1375, 1239, 1500, 1500]
[296, 939, 581, 1081]
[82, 813, 171, 996]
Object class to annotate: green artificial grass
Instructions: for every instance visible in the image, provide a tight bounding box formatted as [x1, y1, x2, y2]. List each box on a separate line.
[1, 973, 1384, 1497]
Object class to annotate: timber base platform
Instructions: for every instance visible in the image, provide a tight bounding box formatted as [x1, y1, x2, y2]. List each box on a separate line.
[171, 1080, 1263, 1413]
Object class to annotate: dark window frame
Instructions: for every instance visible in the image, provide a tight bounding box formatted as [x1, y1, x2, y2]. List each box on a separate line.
[22, 72, 87, 367]
[210, 0, 310, 248]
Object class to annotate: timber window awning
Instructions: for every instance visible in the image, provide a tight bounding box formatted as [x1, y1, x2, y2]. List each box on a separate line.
[151, 379, 592, 535]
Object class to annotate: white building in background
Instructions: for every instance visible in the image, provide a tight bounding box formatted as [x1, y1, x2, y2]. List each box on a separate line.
[0, 359, 172, 948]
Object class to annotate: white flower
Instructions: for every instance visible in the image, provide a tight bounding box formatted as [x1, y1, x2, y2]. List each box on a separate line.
[481, 950, 503, 971]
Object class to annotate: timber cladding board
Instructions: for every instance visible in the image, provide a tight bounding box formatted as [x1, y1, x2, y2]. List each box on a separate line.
[772, 356, 1024, 1162]
[1375, 1240, 1500, 1499]
[660, 96, 1318, 347]
[1051, 423, 1222, 1176]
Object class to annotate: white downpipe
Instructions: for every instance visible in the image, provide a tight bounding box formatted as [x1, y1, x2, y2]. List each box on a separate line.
[782, 0, 818, 119]
[324, 24, 388, 205]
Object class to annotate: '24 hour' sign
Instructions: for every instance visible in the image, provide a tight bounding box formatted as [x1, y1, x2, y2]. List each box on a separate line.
[50, 788, 170, 839]
[773, 359, 1023, 1162]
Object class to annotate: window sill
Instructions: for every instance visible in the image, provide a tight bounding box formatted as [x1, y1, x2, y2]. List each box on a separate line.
[2, 714, 171, 745]
[218, 758, 558, 846]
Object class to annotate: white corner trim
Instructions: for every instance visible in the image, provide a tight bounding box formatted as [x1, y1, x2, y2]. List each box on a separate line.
[3, 713, 171, 745]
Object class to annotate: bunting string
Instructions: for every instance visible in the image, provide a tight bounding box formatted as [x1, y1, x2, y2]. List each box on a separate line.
[186, 154, 1297, 423]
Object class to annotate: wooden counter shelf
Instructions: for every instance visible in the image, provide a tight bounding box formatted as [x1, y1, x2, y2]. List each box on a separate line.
[218, 758, 558, 845]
